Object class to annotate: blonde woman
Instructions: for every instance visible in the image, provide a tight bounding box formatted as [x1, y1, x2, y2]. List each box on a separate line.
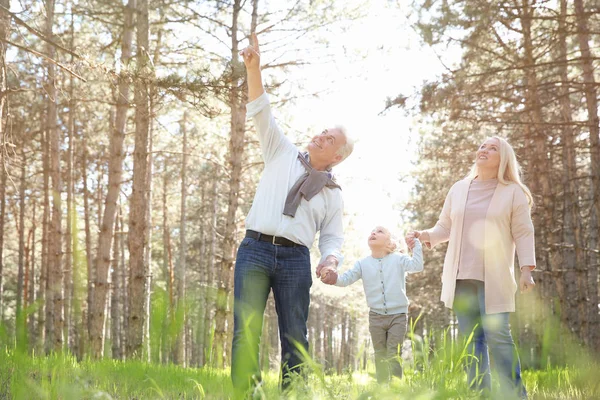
[408, 137, 535, 398]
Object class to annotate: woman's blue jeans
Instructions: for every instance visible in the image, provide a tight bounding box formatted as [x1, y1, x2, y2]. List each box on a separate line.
[231, 236, 312, 397]
[453, 279, 527, 398]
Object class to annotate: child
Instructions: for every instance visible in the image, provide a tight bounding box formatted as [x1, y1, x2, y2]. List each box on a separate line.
[325, 226, 423, 383]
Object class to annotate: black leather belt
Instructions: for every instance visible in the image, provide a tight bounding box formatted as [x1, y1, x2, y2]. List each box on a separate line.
[246, 230, 301, 247]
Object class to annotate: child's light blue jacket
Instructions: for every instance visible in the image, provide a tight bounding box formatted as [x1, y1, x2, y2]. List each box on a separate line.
[335, 240, 423, 315]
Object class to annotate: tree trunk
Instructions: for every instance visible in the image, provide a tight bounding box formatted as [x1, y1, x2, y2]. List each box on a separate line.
[38, 113, 49, 352]
[162, 162, 170, 293]
[573, 0, 600, 351]
[325, 305, 333, 371]
[315, 306, 323, 364]
[0, 153, 5, 321]
[186, 319, 192, 366]
[81, 132, 93, 355]
[65, 81, 74, 353]
[162, 165, 171, 364]
[212, 0, 254, 368]
[308, 304, 316, 360]
[518, 1, 557, 358]
[260, 299, 270, 372]
[119, 205, 127, 357]
[97, 163, 104, 230]
[64, 8, 77, 355]
[90, 0, 135, 359]
[111, 214, 122, 360]
[263, 303, 277, 369]
[70, 181, 84, 360]
[144, 17, 163, 363]
[0, 0, 9, 322]
[174, 114, 188, 365]
[144, 95, 154, 363]
[28, 204, 37, 349]
[225, 302, 234, 368]
[268, 296, 279, 370]
[339, 310, 347, 374]
[24, 227, 32, 338]
[127, 0, 150, 358]
[166, 222, 175, 362]
[203, 176, 218, 365]
[555, 0, 585, 345]
[45, 0, 64, 352]
[196, 182, 206, 366]
[348, 312, 356, 371]
[17, 143, 26, 342]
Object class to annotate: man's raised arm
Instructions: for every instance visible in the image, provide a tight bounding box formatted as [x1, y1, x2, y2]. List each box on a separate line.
[240, 33, 264, 101]
[239, 33, 296, 163]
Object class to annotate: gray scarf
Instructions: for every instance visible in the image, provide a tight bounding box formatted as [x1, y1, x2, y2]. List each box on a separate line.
[283, 152, 341, 217]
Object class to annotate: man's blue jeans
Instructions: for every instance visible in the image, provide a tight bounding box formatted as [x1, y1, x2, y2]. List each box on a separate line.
[453, 279, 527, 398]
[231, 236, 312, 396]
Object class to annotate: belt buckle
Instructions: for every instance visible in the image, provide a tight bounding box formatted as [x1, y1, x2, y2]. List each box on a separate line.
[272, 236, 281, 246]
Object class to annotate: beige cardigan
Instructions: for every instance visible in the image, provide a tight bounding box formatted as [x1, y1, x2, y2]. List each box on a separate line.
[424, 178, 536, 314]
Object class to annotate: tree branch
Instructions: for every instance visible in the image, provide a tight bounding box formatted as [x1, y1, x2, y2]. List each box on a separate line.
[2, 39, 86, 82]
[0, 5, 82, 59]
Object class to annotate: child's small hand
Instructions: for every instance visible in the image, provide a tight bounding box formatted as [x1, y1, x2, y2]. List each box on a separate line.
[319, 266, 338, 284]
[405, 230, 418, 250]
[316, 257, 338, 285]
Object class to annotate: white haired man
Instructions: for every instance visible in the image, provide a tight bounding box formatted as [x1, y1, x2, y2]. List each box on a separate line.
[232, 33, 354, 398]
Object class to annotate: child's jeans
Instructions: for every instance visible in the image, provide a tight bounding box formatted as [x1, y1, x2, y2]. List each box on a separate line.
[368, 311, 407, 383]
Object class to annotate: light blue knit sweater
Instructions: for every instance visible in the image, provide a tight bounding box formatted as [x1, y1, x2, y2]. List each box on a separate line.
[335, 240, 423, 315]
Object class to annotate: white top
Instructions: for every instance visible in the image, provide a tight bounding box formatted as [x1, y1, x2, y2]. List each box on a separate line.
[245, 92, 344, 263]
[457, 179, 498, 281]
[335, 240, 423, 315]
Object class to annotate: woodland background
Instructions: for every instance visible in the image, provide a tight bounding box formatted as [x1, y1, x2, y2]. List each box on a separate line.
[0, 0, 598, 378]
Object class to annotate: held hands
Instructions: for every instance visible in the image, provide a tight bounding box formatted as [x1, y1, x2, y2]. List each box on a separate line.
[316, 256, 338, 285]
[405, 230, 421, 250]
[405, 228, 535, 293]
[239, 32, 261, 71]
[520, 266, 535, 293]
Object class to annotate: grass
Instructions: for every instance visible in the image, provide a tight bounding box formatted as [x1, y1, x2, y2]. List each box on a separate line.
[1, 307, 599, 400]
[1, 348, 228, 399]
[1, 343, 599, 400]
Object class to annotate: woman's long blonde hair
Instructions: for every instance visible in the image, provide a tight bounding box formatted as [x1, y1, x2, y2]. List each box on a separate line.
[466, 136, 534, 207]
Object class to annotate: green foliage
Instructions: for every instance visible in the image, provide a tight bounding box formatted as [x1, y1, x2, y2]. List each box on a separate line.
[0, 351, 597, 399]
[0, 321, 598, 400]
[0, 348, 234, 399]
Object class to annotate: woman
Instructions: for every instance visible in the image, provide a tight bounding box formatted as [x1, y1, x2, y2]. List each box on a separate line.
[409, 136, 535, 398]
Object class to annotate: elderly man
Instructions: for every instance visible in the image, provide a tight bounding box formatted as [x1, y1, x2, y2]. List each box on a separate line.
[231, 33, 354, 397]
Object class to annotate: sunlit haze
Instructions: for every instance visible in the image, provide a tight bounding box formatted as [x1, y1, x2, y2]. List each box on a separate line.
[263, 2, 456, 250]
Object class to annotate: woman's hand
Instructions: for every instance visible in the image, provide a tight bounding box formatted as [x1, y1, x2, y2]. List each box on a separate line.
[406, 230, 430, 249]
[520, 266, 535, 293]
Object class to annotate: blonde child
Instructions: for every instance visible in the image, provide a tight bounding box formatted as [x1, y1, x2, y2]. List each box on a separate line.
[323, 226, 423, 383]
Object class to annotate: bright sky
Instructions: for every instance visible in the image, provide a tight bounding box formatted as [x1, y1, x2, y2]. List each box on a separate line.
[269, 2, 454, 246]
